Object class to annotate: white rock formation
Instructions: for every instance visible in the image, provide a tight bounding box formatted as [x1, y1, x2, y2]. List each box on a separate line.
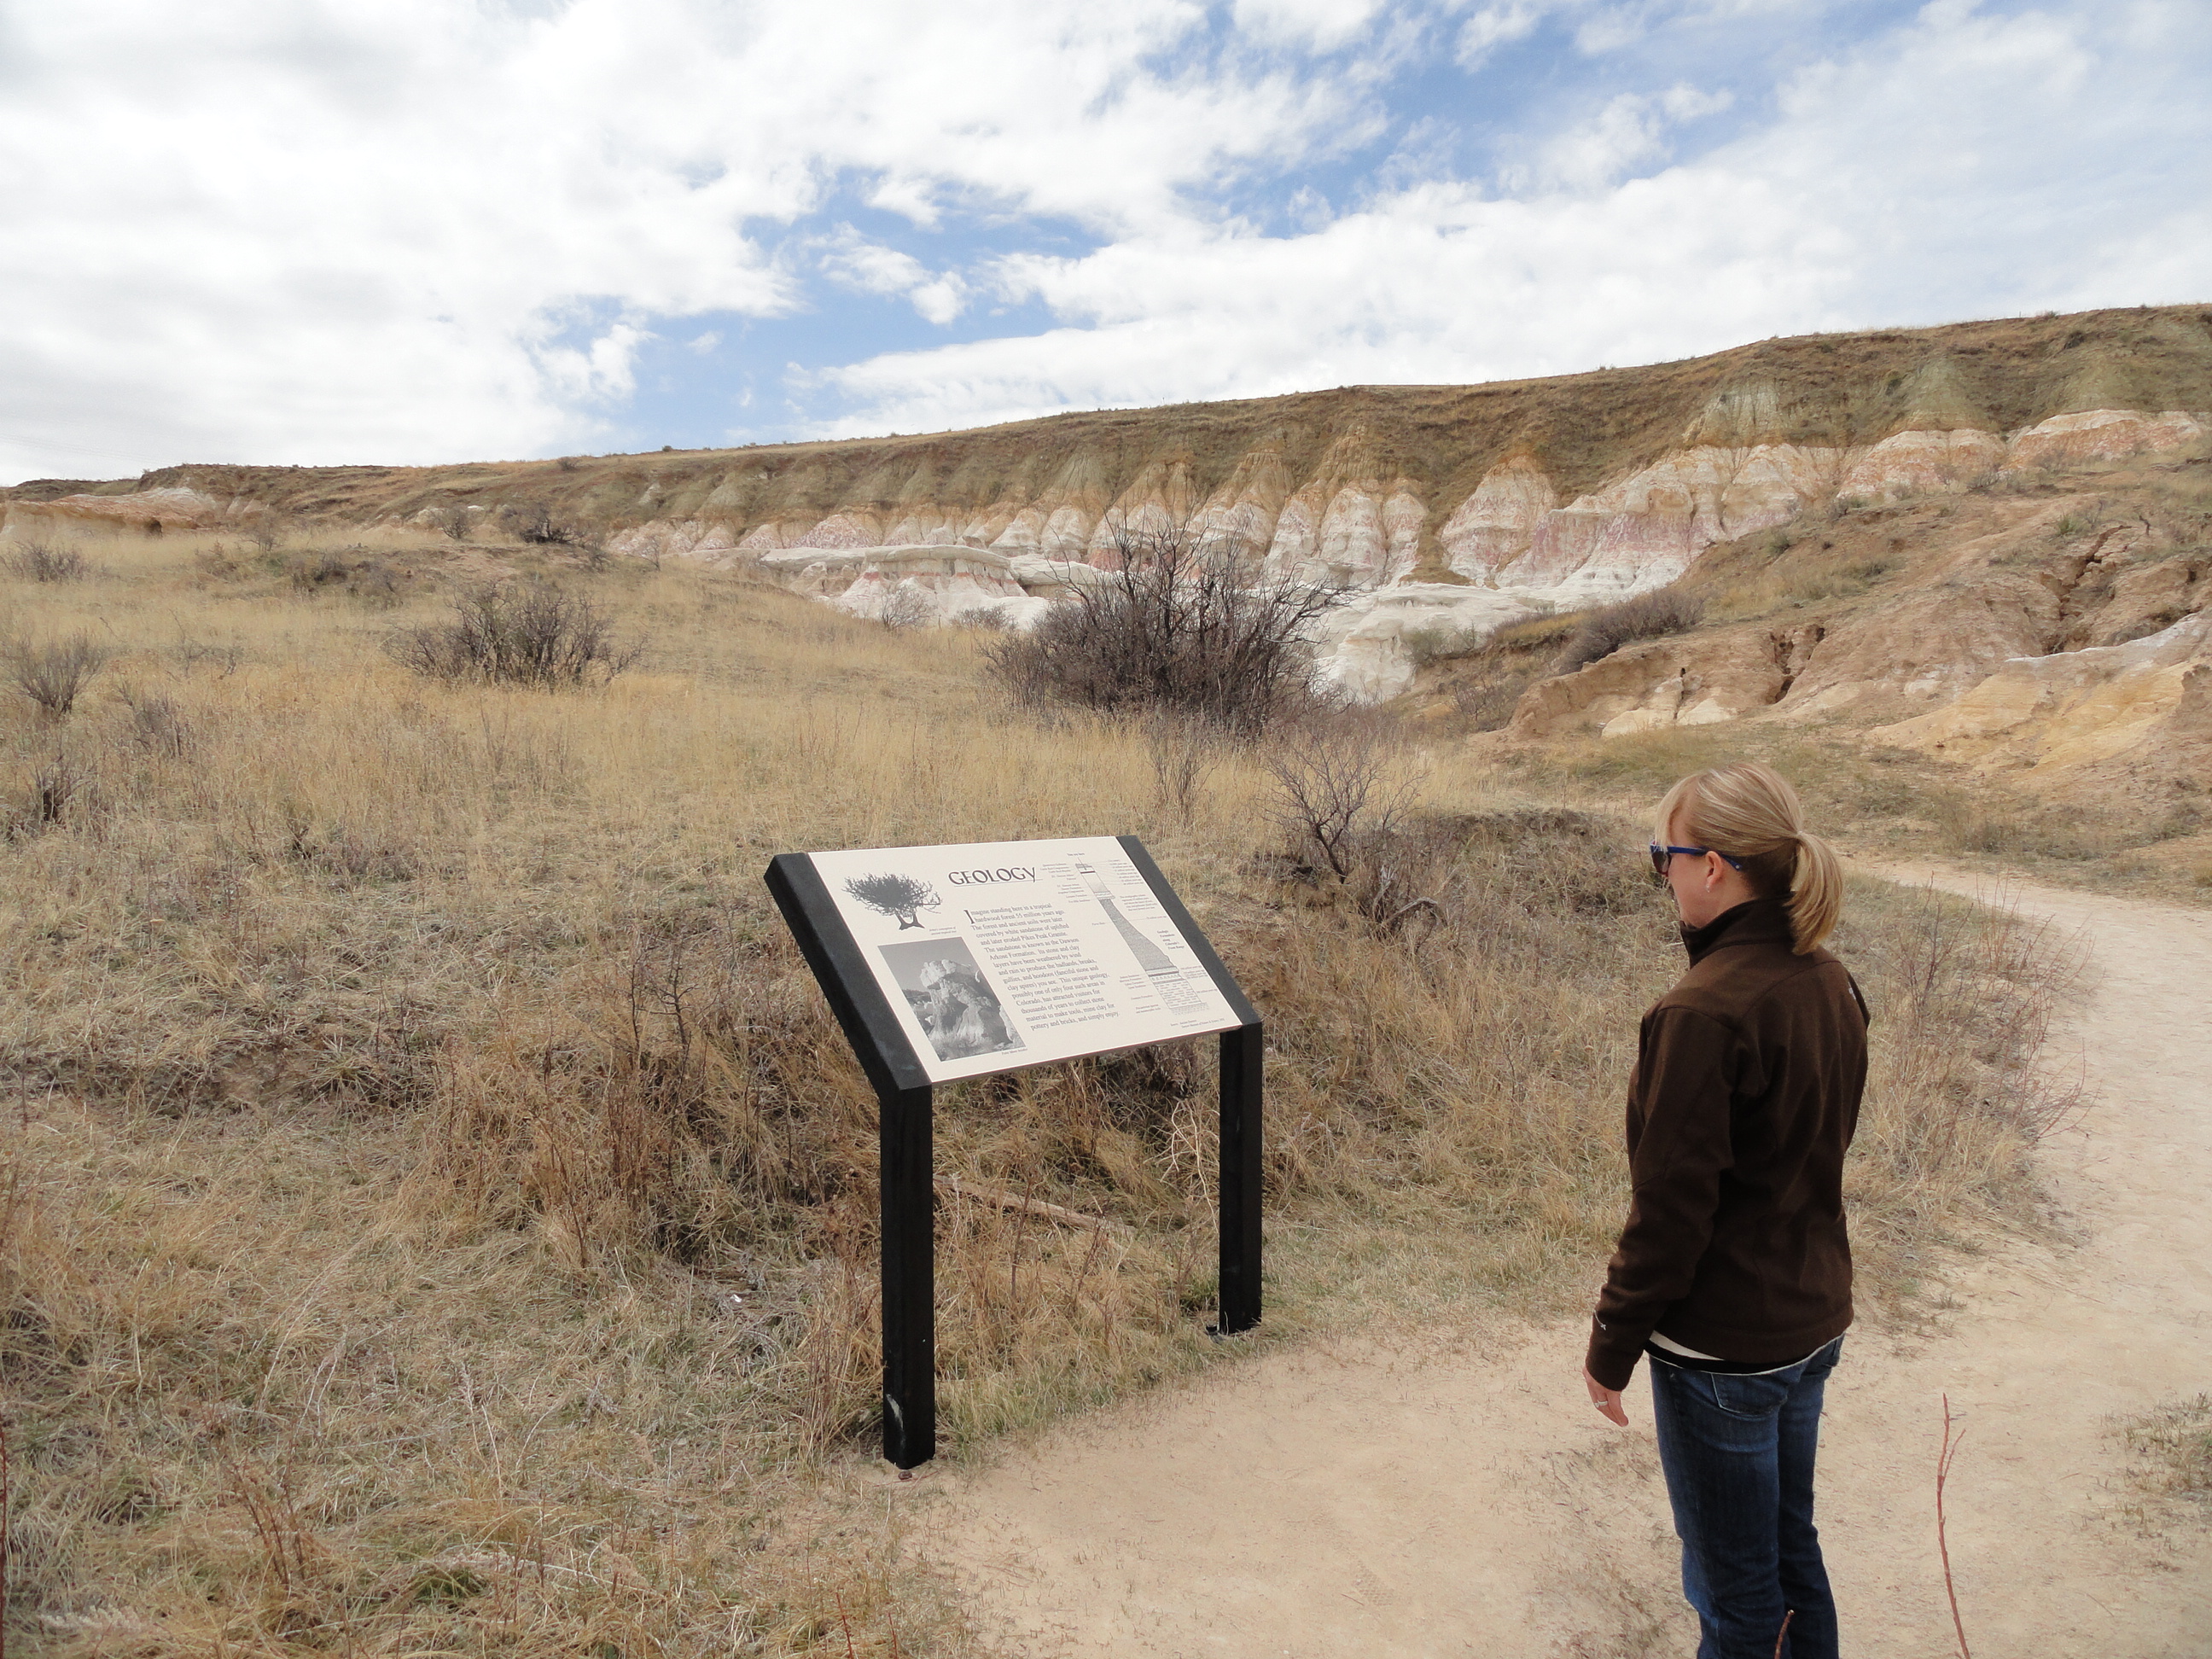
[2001, 409, 2207, 472]
[1867, 611, 2212, 773]
[1498, 443, 1850, 601]
[1316, 585, 1547, 701]
[1439, 457, 1557, 581]
[758, 544, 1028, 625]
[1836, 429, 2005, 501]
[563, 402, 2212, 701]
[3, 486, 231, 534]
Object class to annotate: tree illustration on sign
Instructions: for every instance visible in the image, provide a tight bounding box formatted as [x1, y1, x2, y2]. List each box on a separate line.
[843, 872, 943, 930]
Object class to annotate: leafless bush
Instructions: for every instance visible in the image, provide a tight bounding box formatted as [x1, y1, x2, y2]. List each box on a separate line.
[1452, 671, 1533, 731]
[244, 515, 289, 554]
[1552, 587, 1706, 673]
[386, 580, 642, 687]
[116, 685, 195, 758]
[284, 550, 351, 590]
[987, 526, 1346, 735]
[878, 579, 934, 632]
[507, 500, 580, 546]
[1265, 710, 1441, 931]
[4, 634, 111, 717]
[435, 504, 473, 541]
[281, 806, 422, 885]
[22, 750, 84, 832]
[3, 540, 87, 582]
[1145, 712, 1218, 822]
[173, 637, 242, 676]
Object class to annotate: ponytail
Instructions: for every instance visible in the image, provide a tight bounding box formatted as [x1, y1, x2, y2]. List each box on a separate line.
[1656, 762, 1843, 953]
[1784, 828, 1843, 954]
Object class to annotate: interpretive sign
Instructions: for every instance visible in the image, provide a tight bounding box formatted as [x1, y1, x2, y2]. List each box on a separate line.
[765, 835, 1262, 1468]
[806, 836, 1244, 1082]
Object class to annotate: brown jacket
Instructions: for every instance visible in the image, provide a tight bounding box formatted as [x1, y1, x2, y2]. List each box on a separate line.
[1585, 899, 1869, 1391]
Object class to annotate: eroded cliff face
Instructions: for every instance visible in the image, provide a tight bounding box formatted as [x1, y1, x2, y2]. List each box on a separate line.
[5, 307, 2209, 715]
[1487, 460, 2212, 804]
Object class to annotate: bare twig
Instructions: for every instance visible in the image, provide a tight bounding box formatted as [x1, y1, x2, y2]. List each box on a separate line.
[836, 1588, 858, 1659]
[1772, 1607, 1793, 1659]
[936, 1174, 1131, 1237]
[2, 1418, 11, 1659]
[1937, 1393, 1972, 1659]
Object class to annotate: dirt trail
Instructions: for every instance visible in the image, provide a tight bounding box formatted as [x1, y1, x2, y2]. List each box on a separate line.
[913, 868, 2212, 1657]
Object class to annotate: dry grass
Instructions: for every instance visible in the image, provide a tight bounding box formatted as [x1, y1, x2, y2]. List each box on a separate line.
[2114, 1394, 2212, 1527]
[1493, 719, 2210, 899]
[0, 524, 2078, 1655]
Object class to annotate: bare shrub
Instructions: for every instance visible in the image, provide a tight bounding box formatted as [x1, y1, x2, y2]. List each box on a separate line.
[4, 634, 111, 717]
[1146, 712, 1218, 822]
[507, 500, 579, 546]
[878, 579, 934, 632]
[3, 540, 87, 582]
[435, 504, 473, 541]
[1552, 587, 1707, 673]
[1265, 709, 1441, 931]
[116, 685, 195, 758]
[1452, 669, 1533, 731]
[987, 526, 1346, 735]
[284, 549, 352, 591]
[387, 580, 641, 687]
[173, 637, 242, 676]
[23, 750, 84, 833]
[244, 515, 288, 554]
[1266, 710, 1418, 881]
[282, 548, 403, 603]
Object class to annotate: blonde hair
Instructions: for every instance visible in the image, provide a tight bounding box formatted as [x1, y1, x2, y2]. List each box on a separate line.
[1656, 761, 1843, 953]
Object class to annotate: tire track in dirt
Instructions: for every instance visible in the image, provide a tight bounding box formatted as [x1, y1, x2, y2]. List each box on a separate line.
[909, 868, 2212, 1657]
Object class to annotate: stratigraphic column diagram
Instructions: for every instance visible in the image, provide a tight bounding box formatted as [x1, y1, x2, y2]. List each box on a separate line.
[1072, 857, 1203, 1011]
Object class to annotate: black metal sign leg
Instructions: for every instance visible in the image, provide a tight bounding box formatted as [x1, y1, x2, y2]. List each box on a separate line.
[880, 1081, 936, 1468]
[1217, 1022, 1263, 1334]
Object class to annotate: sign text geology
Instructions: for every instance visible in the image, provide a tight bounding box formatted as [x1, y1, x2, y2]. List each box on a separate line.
[805, 835, 1243, 1085]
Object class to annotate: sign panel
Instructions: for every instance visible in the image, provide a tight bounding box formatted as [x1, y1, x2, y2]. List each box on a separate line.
[796, 836, 1243, 1084]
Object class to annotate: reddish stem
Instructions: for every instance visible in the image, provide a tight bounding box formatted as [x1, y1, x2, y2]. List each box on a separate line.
[1937, 1393, 1972, 1659]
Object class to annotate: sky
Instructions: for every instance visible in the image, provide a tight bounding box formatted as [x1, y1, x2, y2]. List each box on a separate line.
[2, 0, 2207, 484]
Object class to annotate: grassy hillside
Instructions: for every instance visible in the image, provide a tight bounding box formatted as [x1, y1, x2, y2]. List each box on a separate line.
[9, 307, 2211, 559]
[3, 524, 2076, 1655]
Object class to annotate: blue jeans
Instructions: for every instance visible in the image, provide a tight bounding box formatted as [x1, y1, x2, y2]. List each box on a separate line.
[1647, 1336, 1843, 1659]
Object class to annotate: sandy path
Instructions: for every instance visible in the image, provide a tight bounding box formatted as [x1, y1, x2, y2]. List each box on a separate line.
[912, 869, 2212, 1656]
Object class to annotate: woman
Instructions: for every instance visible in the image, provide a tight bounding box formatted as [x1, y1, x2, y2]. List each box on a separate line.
[1581, 761, 1868, 1659]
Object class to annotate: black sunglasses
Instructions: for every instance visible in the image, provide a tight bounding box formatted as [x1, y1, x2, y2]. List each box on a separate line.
[1650, 843, 1746, 877]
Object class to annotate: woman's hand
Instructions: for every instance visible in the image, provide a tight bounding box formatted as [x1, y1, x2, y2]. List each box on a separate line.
[1583, 1365, 1628, 1426]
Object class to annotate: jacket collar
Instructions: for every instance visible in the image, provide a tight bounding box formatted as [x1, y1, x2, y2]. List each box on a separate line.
[1680, 897, 1794, 963]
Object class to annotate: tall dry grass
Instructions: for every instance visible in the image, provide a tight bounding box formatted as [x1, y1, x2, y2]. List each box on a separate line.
[0, 524, 2075, 1655]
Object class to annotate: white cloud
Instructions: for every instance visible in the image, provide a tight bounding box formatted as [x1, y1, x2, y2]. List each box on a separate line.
[818, 227, 970, 324]
[0, 0, 1358, 479]
[1234, 0, 1392, 50]
[1456, 2, 1552, 67]
[1522, 81, 1732, 190]
[3, 0, 2205, 481]
[818, 1, 2212, 434]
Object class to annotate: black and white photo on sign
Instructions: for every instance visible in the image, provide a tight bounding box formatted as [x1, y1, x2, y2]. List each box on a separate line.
[876, 937, 1025, 1063]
